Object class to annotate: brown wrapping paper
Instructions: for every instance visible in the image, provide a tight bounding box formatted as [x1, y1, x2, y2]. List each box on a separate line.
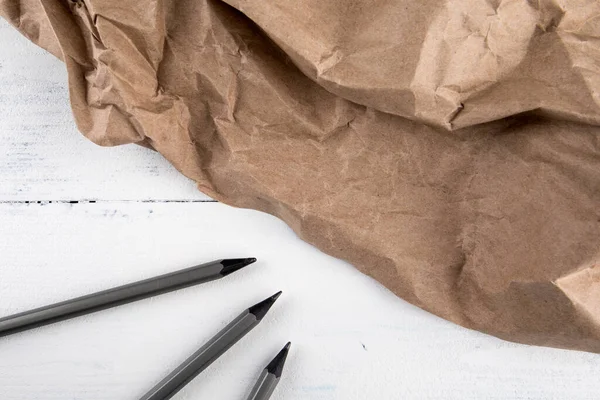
[2, 0, 599, 352]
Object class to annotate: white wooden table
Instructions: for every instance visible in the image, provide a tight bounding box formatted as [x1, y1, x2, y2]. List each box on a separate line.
[1, 19, 599, 400]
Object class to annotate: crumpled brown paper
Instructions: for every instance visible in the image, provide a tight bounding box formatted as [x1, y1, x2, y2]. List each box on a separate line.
[2, 0, 599, 352]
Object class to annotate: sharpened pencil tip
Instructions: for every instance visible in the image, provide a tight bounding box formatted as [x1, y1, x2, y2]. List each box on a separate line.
[271, 291, 283, 301]
[220, 258, 257, 276]
[248, 291, 282, 320]
[266, 342, 291, 378]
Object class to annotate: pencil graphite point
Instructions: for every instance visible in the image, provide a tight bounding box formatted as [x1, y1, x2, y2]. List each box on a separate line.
[220, 258, 257, 276]
[271, 291, 283, 301]
[248, 291, 282, 320]
[266, 342, 291, 378]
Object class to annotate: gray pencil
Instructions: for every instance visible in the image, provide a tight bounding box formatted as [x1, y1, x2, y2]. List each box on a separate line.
[0, 258, 256, 338]
[139, 291, 282, 400]
[245, 342, 291, 400]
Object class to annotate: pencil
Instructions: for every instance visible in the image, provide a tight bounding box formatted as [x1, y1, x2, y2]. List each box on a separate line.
[139, 291, 282, 400]
[244, 342, 291, 400]
[0, 258, 256, 338]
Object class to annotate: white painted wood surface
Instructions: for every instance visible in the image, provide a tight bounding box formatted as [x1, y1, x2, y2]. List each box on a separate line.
[0, 22, 207, 202]
[1, 19, 599, 400]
